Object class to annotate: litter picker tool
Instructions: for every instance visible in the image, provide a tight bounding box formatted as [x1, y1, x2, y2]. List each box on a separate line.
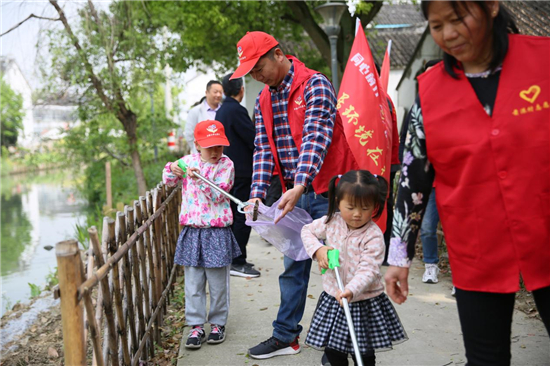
[177, 159, 259, 221]
[322, 249, 364, 366]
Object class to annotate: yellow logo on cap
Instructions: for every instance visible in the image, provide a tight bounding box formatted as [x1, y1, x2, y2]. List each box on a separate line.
[206, 124, 218, 133]
[519, 85, 540, 104]
[237, 46, 243, 58]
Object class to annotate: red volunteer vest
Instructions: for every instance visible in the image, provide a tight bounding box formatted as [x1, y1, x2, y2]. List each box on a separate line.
[259, 56, 359, 194]
[419, 34, 550, 293]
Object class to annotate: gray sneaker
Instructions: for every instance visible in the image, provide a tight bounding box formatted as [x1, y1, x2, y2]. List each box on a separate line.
[230, 264, 260, 278]
[422, 263, 440, 283]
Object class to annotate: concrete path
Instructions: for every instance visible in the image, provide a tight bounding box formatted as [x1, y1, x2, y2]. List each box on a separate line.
[177, 232, 549, 365]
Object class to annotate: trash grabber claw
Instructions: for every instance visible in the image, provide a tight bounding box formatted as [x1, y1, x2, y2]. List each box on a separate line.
[321, 249, 363, 366]
[177, 159, 259, 220]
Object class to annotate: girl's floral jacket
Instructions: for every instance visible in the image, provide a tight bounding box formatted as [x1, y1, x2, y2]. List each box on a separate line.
[302, 213, 385, 302]
[163, 153, 234, 228]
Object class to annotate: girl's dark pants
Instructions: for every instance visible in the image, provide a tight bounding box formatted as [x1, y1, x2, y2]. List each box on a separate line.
[325, 347, 375, 366]
[455, 285, 550, 366]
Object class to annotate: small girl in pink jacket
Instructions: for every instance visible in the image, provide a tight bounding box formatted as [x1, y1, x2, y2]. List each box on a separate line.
[302, 170, 407, 366]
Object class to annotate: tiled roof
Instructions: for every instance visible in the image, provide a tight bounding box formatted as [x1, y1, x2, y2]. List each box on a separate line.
[366, 4, 427, 68]
[504, 1, 550, 37]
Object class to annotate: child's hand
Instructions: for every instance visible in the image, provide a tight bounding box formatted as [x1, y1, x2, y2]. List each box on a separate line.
[187, 167, 200, 179]
[314, 246, 334, 269]
[336, 289, 353, 306]
[170, 162, 184, 177]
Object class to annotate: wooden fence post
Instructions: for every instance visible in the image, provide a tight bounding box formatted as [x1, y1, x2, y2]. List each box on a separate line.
[56, 239, 86, 366]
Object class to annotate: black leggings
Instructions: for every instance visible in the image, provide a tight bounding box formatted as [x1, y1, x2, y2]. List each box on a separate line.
[325, 347, 376, 366]
[455, 285, 550, 366]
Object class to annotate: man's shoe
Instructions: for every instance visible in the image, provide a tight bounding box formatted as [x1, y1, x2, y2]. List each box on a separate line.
[230, 264, 260, 278]
[422, 263, 440, 283]
[248, 336, 300, 359]
[207, 324, 225, 344]
[185, 325, 205, 349]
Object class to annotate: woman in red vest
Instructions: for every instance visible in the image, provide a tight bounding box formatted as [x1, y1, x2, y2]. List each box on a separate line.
[385, 1, 550, 364]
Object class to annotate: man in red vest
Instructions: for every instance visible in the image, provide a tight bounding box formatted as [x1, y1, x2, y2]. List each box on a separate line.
[231, 31, 357, 360]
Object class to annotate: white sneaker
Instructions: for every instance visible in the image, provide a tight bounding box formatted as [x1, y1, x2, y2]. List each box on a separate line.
[451, 286, 456, 297]
[422, 263, 440, 283]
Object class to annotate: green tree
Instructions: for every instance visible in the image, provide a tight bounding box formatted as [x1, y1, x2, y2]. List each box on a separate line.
[0, 76, 25, 148]
[142, 1, 383, 79]
[34, 1, 178, 196]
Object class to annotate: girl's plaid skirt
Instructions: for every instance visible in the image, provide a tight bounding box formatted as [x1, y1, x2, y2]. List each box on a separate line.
[305, 291, 407, 355]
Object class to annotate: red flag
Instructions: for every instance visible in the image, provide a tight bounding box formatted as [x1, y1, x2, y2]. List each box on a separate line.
[337, 21, 393, 232]
[380, 40, 392, 92]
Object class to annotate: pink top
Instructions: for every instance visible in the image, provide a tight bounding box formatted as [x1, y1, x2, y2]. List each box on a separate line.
[162, 153, 234, 228]
[302, 213, 385, 302]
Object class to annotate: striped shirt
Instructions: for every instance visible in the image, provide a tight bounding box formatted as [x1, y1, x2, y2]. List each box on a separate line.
[250, 62, 337, 199]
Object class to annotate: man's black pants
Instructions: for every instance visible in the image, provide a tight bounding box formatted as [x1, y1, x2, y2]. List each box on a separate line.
[230, 177, 252, 265]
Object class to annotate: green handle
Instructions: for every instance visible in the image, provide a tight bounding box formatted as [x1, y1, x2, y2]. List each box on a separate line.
[321, 249, 340, 275]
[177, 159, 188, 177]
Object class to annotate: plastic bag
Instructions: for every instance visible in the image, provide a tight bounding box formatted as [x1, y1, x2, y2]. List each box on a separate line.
[245, 197, 313, 261]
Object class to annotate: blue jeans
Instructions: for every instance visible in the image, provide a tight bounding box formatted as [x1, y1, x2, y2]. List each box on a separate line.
[272, 191, 329, 343]
[420, 188, 440, 264]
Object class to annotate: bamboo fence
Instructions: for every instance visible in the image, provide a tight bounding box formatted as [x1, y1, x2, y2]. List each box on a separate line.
[55, 182, 182, 366]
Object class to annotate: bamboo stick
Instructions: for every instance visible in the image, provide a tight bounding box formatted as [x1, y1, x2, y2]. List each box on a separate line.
[90, 222, 120, 366]
[119, 211, 138, 358]
[141, 194, 158, 353]
[149, 190, 163, 344]
[127, 206, 146, 360]
[131, 264, 178, 366]
[84, 291, 105, 366]
[133, 200, 150, 361]
[139, 196, 157, 357]
[108, 218, 131, 366]
[56, 239, 86, 366]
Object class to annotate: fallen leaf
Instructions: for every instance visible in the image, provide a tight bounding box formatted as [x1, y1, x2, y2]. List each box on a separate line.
[307, 295, 315, 299]
[260, 307, 268, 311]
[48, 347, 59, 358]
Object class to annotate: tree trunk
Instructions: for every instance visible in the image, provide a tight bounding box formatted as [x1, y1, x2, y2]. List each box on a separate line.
[122, 113, 147, 196]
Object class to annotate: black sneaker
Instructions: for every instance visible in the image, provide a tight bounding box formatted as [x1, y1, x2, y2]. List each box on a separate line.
[185, 325, 205, 349]
[207, 324, 226, 344]
[245, 261, 255, 267]
[248, 336, 300, 359]
[230, 264, 260, 278]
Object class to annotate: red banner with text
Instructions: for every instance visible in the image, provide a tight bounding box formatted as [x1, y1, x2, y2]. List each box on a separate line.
[337, 21, 392, 232]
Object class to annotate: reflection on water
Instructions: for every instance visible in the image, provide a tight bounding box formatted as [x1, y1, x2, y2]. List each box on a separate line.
[1, 170, 87, 316]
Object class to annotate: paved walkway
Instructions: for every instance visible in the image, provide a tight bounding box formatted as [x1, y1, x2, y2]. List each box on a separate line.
[177, 232, 549, 365]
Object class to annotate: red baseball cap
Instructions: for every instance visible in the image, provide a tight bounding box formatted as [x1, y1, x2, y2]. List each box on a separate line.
[194, 120, 230, 148]
[230, 31, 279, 79]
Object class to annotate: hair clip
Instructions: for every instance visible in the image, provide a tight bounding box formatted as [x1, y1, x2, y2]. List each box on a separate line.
[374, 174, 378, 177]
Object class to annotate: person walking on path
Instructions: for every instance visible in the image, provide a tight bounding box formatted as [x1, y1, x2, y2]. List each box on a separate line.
[185, 80, 224, 154]
[303, 170, 407, 366]
[163, 120, 241, 349]
[216, 74, 261, 278]
[230, 31, 358, 360]
[385, 2, 550, 365]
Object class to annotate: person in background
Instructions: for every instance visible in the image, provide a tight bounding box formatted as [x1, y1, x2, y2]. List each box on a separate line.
[216, 73, 261, 278]
[303, 170, 407, 366]
[230, 31, 358, 360]
[163, 120, 241, 349]
[385, 2, 550, 365]
[185, 80, 224, 154]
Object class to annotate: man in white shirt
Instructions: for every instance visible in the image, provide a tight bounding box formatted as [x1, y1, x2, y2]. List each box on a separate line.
[184, 80, 223, 154]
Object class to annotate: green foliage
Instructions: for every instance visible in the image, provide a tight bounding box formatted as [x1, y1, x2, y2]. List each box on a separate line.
[0, 76, 25, 148]
[45, 267, 59, 291]
[28, 283, 42, 299]
[1, 192, 32, 276]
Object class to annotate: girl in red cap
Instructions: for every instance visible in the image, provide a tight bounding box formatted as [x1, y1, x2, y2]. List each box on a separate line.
[163, 120, 241, 349]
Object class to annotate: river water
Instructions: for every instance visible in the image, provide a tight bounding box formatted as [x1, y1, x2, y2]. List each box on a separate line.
[1, 169, 88, 317]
